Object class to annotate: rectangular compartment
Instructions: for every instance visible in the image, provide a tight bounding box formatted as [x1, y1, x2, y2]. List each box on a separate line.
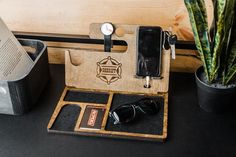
[0, 39, 50, 115]
[64, 90, 109, 104]
[105, 94, 164, 135]
[48, 87, 168, 142]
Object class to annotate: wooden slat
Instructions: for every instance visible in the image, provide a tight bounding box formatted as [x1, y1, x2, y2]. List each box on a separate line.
[44, 41, 201, 73]
[171, 55, 202, 73]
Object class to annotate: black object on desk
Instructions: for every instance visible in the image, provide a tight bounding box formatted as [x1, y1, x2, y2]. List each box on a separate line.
[109, 98, 160, 125]
[0, 39, 50, 115]
[0, 65, 236, 157]
[136, 26, 163, 78]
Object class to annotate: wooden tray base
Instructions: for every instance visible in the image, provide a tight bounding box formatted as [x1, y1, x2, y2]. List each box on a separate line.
[47, 87, 168, 142]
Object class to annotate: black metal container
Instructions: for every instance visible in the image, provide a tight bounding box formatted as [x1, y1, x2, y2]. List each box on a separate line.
[195, 67, 236, 113]
[0, 39, 50, 115]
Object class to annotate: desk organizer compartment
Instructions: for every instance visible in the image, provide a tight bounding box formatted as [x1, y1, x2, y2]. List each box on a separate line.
[0, 39, 50, 115]
[64, 90, 109, 104]
[48, 23, 170, 141]
[48, 88, 168, 141]
[105, 94, 164, 135]
[51, 104, 82, 132]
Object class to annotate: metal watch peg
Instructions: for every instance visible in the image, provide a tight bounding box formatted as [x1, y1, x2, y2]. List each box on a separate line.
[101, 22, 115, 52]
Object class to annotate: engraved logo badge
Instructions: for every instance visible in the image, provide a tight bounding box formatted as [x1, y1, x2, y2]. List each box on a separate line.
[97, 56, 122, 85]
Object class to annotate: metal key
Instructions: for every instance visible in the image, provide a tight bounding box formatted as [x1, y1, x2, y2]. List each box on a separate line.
[168, 35, 177, 59]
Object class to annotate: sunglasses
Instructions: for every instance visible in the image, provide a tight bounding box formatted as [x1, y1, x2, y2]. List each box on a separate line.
[109, 98, 160, 125]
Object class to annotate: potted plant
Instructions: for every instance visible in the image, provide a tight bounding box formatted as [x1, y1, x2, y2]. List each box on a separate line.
[184, 0, 236, 113]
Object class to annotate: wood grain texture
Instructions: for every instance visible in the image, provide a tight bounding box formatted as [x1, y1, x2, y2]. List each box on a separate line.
[46, 43, 127, 64]
[2, 0, 207, 73]
[0, 0, 213, 40]
[42, 40, 202, 73]
[171, 55, 202, 73]
[65, 24, 170, 94]
[48, 87, 168, 142]
[48, 23, 170, 141]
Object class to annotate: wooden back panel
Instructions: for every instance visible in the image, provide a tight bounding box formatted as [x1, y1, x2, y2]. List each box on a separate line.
[0, 0, 213, 40]
[65, 24, 170, 94]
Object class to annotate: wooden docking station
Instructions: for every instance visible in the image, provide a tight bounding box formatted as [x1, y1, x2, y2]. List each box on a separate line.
[47, 23, 171, 142]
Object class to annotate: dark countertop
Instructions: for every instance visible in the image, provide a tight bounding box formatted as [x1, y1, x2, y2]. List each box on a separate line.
[0, 64, 235, 157]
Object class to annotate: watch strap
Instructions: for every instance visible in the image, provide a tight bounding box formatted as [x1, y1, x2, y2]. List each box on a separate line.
[104, 35, 112, 52]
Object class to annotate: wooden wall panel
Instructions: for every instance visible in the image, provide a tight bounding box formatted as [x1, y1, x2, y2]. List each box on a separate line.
[170, 55, 202, 73]
[0, 0, 213, 40]
[1, 0, 209, 72]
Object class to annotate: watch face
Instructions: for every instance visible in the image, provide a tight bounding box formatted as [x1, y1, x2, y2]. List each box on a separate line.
[101, 23, 114, 36]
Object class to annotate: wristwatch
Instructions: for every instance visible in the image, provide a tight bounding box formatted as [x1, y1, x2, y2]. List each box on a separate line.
[101, 22, 114, 52]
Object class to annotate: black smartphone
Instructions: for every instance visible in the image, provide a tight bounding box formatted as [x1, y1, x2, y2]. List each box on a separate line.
[136, 26, 163, 77]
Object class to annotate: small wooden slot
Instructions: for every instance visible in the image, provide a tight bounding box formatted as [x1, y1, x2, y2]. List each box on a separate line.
[64, 90, 109, 104]
[51, 104, 81, 131]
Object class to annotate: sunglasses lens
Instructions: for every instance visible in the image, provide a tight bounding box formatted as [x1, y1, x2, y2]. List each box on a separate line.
[137, 99, 160, 114]
[110, 98, 160, 125]
[110, 105, 135, 124]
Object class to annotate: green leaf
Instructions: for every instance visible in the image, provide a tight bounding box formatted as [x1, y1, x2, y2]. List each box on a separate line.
[224, 39, 236, 84]
[197, 0, 208, 29]
[184, 0, 212, 82]
[223, 0, 235, 52]
[185, 0, 236, 85]
[210, 0, 227, 81]
[225, 1, 236, 72]
[224, 63, 236, 85]
[220, 0, 236, 84]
